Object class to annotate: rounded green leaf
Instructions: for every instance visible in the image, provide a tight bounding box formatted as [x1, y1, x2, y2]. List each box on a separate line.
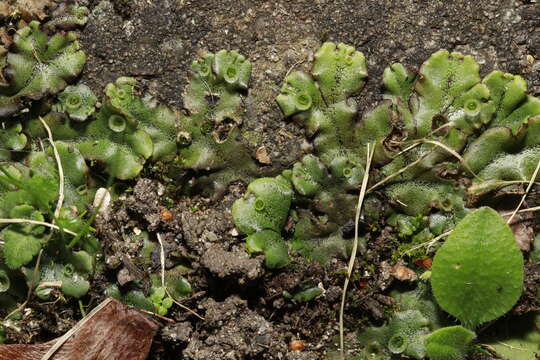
[431, 208, 524, 328]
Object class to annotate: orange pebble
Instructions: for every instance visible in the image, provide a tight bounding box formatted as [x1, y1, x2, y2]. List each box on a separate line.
[289, 340, 305, 351]
[160, 210, 174, 221]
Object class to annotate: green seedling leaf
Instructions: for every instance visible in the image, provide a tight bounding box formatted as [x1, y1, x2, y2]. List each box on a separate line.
[425, 326, 476, 360]
[431, 208, 524, 328]
[283, 286, 323, 303]
[36, 256, 93, 299]
[2, 205, 45, 269]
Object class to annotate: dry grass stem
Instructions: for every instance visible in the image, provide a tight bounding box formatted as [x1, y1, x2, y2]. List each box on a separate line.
[507, 159, 540, 224]
[339, 143, 374, 360]
[38, 116, 64, 219]
[0, 219, 77, 236]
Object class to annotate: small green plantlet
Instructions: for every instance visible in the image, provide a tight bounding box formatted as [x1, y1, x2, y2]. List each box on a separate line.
[431, 208, 524, 328]
[282, 286, 323, 303]
[53, 84, 98, 122]
[425, 326, 476, 360]
[33, 251, 94, 299]
[149, 286, 174, 316]
[150, 267, 193, 299]
[105, 284, 154, 312]
[0, 21, 86, 117]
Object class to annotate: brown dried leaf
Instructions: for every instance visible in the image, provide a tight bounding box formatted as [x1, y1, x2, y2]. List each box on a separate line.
[255, 146, 271, 165]
[15, 0, 55, 21]
[389, 262, 418, 282]
[0, 298, 158, 360]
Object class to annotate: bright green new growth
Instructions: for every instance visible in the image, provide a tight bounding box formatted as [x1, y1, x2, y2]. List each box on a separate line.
[0, 21, 86, 117]
[105, 285, 154, 312]
[149, 287, 174, 316]
[425, 326, 476, 360]
[53, 84, 98, 122]
[431, 208, 524, 328]
[178, 49, 257, 194]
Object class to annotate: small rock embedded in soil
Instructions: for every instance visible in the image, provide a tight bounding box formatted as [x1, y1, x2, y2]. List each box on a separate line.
[161, 321, 193, 344]
[201, 245, 263, 284]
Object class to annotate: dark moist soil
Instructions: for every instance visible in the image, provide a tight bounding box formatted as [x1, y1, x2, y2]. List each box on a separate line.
[4, 0, 540, 359]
